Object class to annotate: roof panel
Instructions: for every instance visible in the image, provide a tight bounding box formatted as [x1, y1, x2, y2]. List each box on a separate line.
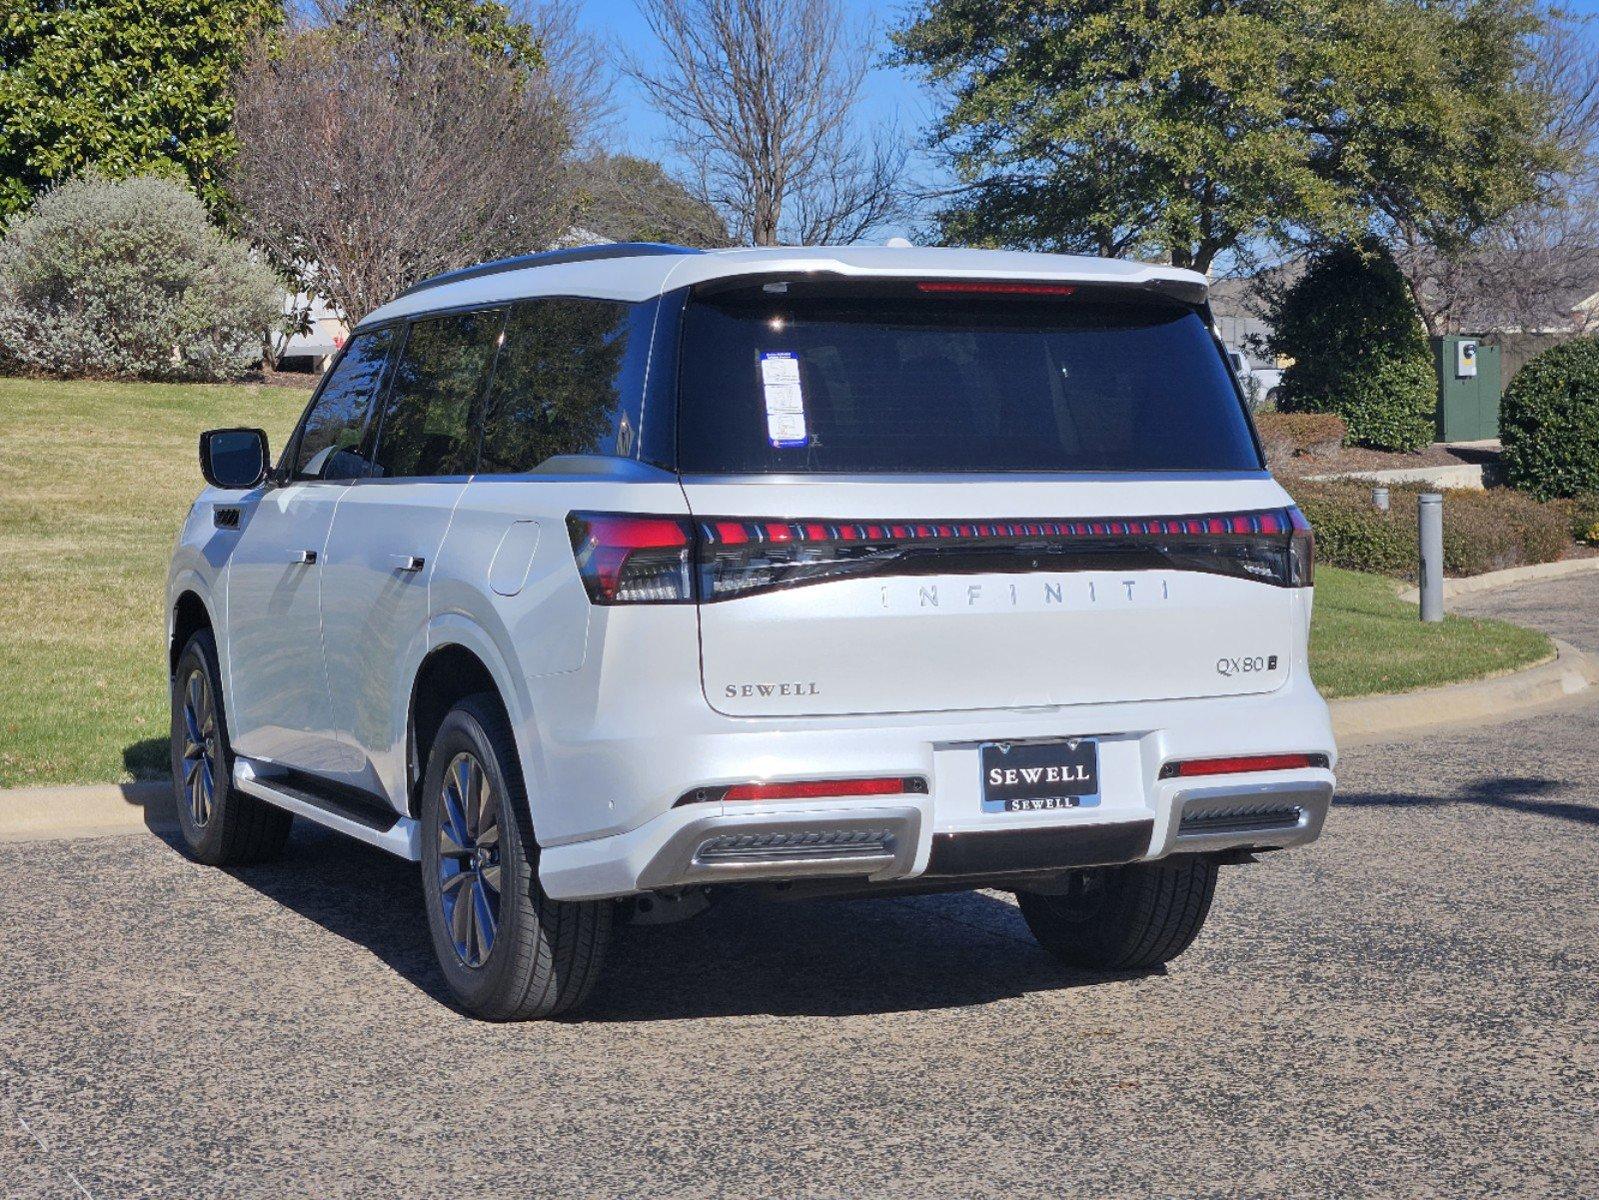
[356, 245, 1209, 328]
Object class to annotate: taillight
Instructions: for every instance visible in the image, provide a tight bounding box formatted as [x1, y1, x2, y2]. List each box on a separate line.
[568, 507, 1315, 604]
[1159, 753, 1330, 779]
[565, 512, 693, 604]
[697, 508, 1314, 601]
[1288, 505, 1315, 586]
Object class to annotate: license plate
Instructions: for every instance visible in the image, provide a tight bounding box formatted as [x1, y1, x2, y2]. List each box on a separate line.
[980, 739, 1100, 813]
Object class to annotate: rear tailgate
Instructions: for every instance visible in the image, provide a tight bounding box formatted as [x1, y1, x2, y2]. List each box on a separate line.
[685, 477, 1301, 717]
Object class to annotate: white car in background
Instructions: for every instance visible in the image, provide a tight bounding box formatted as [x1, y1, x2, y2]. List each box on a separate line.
[1226, 346, 1283, 409]
[168, 243, 1336, 1020]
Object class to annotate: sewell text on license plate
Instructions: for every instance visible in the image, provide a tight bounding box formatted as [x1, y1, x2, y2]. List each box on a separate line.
[980, 738, 1100, 813]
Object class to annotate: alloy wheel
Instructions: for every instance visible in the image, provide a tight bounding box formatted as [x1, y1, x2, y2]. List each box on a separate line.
[436, 752, 503, 969]
[180, 667, 218, 826]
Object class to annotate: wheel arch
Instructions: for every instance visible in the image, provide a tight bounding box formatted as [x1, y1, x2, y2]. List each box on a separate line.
[407, 618, 538, 824]
[170, 589, 215, 675]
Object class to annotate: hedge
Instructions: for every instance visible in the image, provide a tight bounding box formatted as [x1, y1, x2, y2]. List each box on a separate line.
[1254, 411, 1347, 466]
[1289, 479, 1571, 577]
[1500, 337, 1599, 501]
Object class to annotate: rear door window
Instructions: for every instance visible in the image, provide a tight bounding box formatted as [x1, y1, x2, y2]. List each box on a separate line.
[676, 281, 1262, 474]
[368, 308, 505, 478]
[290, 328, 395, 480]
[477, 297, 651, 474]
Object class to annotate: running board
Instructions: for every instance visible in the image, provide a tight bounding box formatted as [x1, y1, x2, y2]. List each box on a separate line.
[233, 759, 421, 861]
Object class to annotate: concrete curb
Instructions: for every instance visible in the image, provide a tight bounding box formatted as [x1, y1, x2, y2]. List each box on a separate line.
[1305, 463, 1496, 491]
[1395, 556, 1599, 603]
[1330, 638, 1596, 745]
[0, 781, 174, 844]
[4, 640, 1594, 842]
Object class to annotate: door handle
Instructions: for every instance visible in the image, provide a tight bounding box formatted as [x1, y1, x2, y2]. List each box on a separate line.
[292, 549, 318, 565]
[391, 554, 425, 573]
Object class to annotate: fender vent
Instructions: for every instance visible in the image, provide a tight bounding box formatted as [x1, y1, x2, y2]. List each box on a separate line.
[214, 507, 241, 529]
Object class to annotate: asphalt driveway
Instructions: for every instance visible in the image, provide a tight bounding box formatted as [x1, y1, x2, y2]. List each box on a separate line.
[2, 580, 1595, 1199]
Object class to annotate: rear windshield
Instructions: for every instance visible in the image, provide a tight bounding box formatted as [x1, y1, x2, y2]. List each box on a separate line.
[676, 280, 1262, 474]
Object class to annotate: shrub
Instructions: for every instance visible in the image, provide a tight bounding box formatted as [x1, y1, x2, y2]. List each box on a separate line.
[0, 174, 280, 381]
[1254, 411, 1347, 466]
[1269, 241, 1436, 452]
[1289, 479, 1571, 577]
[1555, 494, 1599, 545]
[1500, 337, 1599, 501]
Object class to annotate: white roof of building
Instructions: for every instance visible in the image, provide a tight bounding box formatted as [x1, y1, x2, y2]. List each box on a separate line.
[356, 245, 1209, 330]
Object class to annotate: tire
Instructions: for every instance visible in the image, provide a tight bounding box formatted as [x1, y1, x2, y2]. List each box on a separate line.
[419, 693, 612, 1020]
[169, 628, 293, 866]
[1017, 857, 1218, 971]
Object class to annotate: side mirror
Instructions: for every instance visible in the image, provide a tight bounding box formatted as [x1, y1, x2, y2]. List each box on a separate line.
[199, 427, 270, 489]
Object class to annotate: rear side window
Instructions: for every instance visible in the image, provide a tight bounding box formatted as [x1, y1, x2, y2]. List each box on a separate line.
[477, 297, 652, 474]
[290, 327, 394, 480]
[676, 281, 1262, 474]
[369, 309, 505, 478]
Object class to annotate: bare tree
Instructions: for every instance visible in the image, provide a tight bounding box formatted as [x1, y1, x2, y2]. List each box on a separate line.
[228, 22, 582, 323]
[621, 0, 908, 246]
[1389, 9, 1599, 335]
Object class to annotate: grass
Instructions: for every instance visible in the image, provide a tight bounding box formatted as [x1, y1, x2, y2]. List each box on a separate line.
[0, 377, 1558, 786]
[0, 376, 308, 787]
[1309, 565, 1552, 699]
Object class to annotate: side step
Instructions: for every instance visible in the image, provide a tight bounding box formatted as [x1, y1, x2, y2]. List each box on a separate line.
[233, 759, 421, 861]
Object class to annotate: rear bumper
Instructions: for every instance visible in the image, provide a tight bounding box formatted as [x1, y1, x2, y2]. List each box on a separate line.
[536, 678, 1337, 900]
[540, 772, 1333, 900]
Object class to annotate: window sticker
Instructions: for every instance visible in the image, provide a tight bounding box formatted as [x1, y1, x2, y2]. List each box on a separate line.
[760, 350, 808, 447]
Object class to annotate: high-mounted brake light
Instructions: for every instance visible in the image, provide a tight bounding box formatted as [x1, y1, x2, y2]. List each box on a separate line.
[916, 281, 1078, 296]
[1159, 753, 1329, 779]
[566, 512, 694, 604]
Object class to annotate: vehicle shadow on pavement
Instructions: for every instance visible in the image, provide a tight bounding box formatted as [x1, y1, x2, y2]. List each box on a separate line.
[160, 823, 1152, 1020]
[1334, 775, 1597, 827]
[583, 890, 1147, 1021]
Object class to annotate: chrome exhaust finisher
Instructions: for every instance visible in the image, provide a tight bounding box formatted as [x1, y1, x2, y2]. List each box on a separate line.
[636, 806, 923, 889]
[1172, 779, 1334, 853]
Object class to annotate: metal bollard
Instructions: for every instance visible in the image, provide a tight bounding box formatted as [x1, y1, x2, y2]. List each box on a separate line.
[1372, 486, 1390, 512]
[1418, 492, 1444, 622]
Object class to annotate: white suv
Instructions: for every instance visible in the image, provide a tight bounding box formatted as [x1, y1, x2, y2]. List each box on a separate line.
[168, 244, 1336, 1019]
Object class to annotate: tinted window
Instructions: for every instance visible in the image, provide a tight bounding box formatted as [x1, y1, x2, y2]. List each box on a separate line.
[676, 282, 1262, 474]
[370, 309, 505, 478]
[291, 328, 394, 480]
[477, 297, 651, 474]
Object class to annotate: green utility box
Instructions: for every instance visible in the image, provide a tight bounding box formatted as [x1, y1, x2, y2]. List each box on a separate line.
[1432, 335, 1501, 443]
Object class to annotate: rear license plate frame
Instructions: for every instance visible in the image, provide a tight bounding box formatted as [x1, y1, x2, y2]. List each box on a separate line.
[979, 738, 1101, 813]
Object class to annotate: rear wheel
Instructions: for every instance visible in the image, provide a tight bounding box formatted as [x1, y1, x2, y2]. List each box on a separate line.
[1017, 857, 1218, 971]
[419, 694, 612, 1020]
[169, 628, 292, 865]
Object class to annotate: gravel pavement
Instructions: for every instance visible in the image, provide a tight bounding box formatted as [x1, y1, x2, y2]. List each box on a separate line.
[2, 581, 1595, 1199]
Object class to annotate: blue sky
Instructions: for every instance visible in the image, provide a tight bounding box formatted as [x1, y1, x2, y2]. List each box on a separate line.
[577, 0, 945, 235]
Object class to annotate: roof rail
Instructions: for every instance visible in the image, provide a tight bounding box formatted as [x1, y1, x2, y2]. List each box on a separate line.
[398, 242, 703, 299]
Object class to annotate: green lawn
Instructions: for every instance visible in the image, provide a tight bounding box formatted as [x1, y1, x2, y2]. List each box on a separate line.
[0, 376, 308, 787]
[1308, 565, 1552, 698]
[0, 377, 1557, 786]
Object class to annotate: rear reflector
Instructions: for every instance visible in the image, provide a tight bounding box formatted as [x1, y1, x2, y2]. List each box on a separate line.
[1159, 753, 1329, 779]
[677, 776, 928, 805]
[569, 506, 1315, 604]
